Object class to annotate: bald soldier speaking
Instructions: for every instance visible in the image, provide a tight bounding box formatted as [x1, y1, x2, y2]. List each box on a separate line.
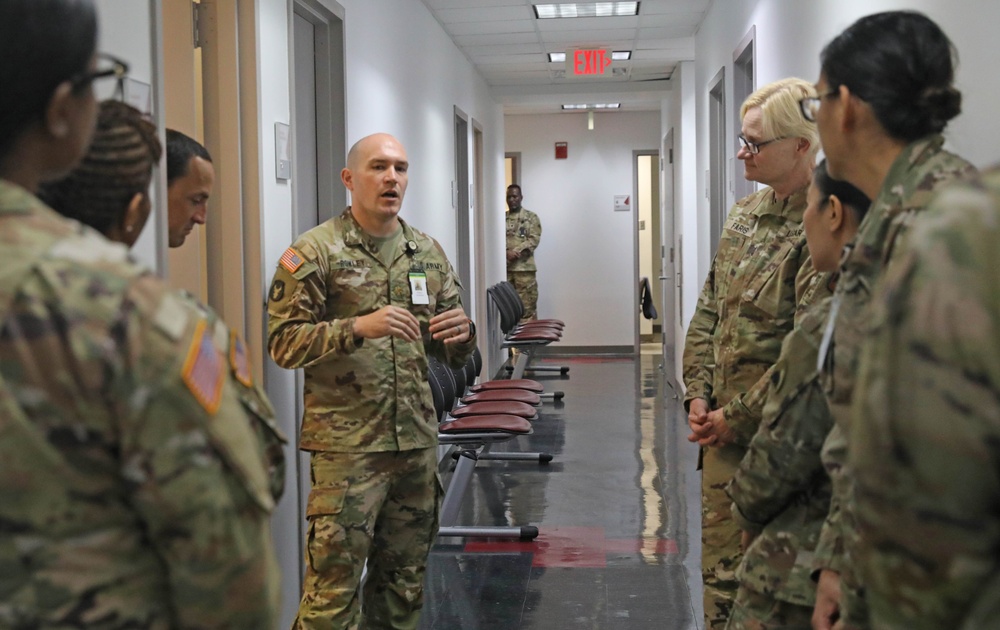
[267, 133, 476, 629]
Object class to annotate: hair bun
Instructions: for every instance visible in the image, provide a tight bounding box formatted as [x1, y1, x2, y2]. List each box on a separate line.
[920, 86, 962, 125]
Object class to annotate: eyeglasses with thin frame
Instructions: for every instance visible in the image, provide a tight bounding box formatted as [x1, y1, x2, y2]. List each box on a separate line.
[70, 53, 130, 94]
[799, 89, 840, 122]
[738, 133, 787, 155]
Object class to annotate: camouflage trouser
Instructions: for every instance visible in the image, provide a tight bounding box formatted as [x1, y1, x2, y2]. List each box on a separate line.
[725, 587, 813, 629]
[295, 448, 442, 630]
[703, 443, 746, 629]
[507, 270, 538, 320]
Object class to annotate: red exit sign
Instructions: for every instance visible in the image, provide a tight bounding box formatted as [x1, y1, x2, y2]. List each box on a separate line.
[570, 48, 612, 76]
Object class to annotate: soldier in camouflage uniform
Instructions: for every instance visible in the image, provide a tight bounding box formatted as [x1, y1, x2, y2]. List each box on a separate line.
[851, 167, 1000, 630]
[268, 133, 476, 629]
[0, 3, 284, 626]
[725, 161, 870, 629]
[682, 78, 820, 628]
[505, 184, 542, 319]
[804, 12, 975, 629]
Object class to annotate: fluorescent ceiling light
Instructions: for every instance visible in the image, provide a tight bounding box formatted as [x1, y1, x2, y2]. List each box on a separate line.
[534, 2, 640, 19]
[548, 52, 566, 62]
[611, 50, 632, 60]
[561, 103, 621, 110]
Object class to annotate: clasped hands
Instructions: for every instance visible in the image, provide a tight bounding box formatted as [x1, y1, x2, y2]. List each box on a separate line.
[686, 398, 736, 446]
[352, 305, 471, 345]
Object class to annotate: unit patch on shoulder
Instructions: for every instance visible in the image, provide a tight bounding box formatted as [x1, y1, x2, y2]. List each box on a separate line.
[230, 331, 253, 387]
[280, 247, 305, 273]
[270, 279, 286, 302]
[182, 319, 225, 415]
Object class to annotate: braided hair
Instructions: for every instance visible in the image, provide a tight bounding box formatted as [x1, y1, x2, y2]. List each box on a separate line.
[39, 100, 162, 236]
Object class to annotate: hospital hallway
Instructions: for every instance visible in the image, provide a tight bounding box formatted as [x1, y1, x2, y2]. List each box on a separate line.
[420, 354, 703, 629]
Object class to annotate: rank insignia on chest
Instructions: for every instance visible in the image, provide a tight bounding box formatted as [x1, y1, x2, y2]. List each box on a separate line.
[230, 331, 253, 387]
[280, 247, 304, 273]
[182, 320, 225, 414]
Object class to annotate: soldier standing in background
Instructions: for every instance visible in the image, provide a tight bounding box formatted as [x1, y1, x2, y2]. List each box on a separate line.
[0, 1, 283, 627]
[804, 12, 976, 629]
[268, 132, 476, 629]
[682, 78, 820, 628]
[505, 184, 542, 319]
[851, 167, 1000, 630]
[725, 161, 870, 629]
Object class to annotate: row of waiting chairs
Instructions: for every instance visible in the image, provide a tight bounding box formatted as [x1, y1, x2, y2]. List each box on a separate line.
[428, 282, 571, 541]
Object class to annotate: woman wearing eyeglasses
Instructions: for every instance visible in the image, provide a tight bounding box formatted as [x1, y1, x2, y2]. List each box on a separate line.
[682, 77, 822, 629]
[803, 11, 977, 630]
[0, 1, 282, 627]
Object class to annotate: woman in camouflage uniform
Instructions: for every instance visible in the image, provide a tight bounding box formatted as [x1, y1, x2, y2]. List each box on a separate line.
[0, 2, 283, 626]
[804, 11, 977, 630]
[725, 161, 870, 629]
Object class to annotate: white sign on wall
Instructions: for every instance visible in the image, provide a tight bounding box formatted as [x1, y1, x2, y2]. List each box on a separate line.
[614, 194, 630, 212]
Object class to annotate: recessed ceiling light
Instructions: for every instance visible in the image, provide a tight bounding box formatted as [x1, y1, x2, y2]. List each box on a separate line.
[611, 50, 632, 60]
[534, 2, 640, 19]
[561, 103, 621, 110]
[548, 52, 566, 62]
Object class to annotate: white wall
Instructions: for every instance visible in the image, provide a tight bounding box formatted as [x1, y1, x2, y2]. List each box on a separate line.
[505, 111, 661, 348]
[689, 0, 1000, 300]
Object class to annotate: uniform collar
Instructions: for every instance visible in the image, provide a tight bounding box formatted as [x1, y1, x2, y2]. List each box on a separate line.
[341, 206, 419, 259]
[0, 180, 41, 216]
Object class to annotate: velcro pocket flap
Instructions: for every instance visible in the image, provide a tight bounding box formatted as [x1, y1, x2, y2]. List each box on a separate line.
[306, 484, 348, 518]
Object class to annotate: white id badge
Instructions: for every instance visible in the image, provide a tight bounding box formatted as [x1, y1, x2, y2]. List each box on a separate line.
[409, 272, 429, 305]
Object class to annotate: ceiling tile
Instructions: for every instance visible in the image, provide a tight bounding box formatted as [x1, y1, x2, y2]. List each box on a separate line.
[454, 32, 539, 46]
[434, 6, 533, 23]
[445, 20, 537, 35]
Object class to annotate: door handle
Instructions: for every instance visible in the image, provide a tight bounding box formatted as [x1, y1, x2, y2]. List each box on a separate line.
[658, 275, 670, 280]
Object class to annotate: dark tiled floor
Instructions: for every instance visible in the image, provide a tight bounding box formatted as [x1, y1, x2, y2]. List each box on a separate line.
[421, 354, 703, 629]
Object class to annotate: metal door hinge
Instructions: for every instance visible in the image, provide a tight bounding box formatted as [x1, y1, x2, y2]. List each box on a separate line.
[193, 1, 206, 49]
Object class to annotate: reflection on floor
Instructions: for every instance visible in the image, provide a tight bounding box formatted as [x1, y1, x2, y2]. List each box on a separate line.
[421, 355, 703, 629]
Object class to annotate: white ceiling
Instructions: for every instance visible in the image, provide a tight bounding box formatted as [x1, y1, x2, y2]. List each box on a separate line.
[420, 0, 709, 114]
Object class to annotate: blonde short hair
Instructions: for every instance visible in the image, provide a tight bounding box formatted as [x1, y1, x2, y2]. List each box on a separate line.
[740, 78, 819, 157]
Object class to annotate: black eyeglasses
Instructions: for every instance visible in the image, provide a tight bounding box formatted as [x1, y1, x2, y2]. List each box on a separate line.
[70, 53, 130, 93]
[799, 89, 839, 122]
[738, 134, 787, 155]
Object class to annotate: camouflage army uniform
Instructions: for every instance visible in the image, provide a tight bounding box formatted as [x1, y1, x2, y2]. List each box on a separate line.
[849, 167, 1000, 630]
[267, 207, 475, 629]
[813, 135, 976, 628]
[725, 275, 836, 630]
[0, 181, 284, 628]
[506, 206, 541, 319]
[683, 185, 817, 628]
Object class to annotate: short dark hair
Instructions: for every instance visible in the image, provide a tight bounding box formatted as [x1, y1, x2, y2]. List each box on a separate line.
[0, 0, 98, 161]
[165, 129, 212, 185]
[820, 11, 961, 142]
[39, 100, 162, 235]
[814, 159, 871, 223]
[507, 184, 522, 194]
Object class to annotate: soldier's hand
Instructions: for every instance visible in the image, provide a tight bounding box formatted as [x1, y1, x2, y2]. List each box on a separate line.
[740, 529, 756, 550]
[686, 398, 710, 443]
[429, 308, 472, 345]
[699, 409, 736, 447]
[506, 249, 520, 262]
[353, 305, 421, 342]
[812, 569, 842, 630]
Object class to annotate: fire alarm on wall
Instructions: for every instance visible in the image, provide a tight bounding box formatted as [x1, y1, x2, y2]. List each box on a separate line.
[555, 142, 568, 159]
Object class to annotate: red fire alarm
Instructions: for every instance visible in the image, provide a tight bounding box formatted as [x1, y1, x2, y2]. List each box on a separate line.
[555, 142, 568, 159]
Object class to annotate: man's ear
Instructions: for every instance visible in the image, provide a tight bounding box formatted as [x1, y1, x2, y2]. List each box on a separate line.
[123, 192, 146, 232]
[827, 195, 846, 232]
[44, 81, 76, 139]
[341, 167, 353, 190]
[838, 84, 857, 134]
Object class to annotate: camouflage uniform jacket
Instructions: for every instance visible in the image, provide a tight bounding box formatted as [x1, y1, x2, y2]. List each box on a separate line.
[813, 135, 976, 580]
[683, 185, 817, 446]
[850, 167, 1000, 629]
[0, 181, 283, 628]
[267, 207, 476, 452]
[506, 207, 541, 272]
[727, 275, 836, 607]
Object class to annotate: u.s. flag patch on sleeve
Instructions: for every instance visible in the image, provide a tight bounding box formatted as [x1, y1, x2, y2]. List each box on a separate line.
[280, 247, 304, 273]
[182, 320, 225, 414]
